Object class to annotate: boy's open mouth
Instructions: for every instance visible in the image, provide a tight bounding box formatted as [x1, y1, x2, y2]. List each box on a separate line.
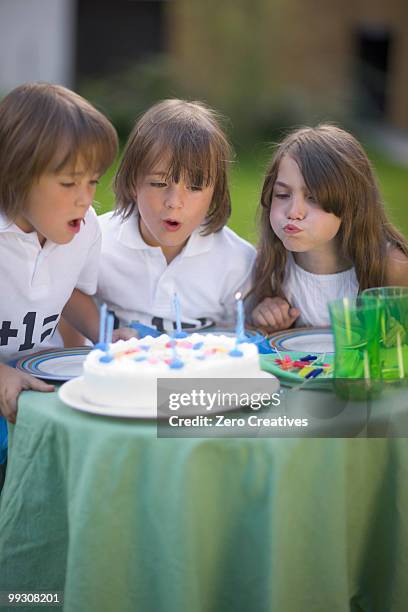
[68, 218, 83, 233]
[163, 219, 181, 231]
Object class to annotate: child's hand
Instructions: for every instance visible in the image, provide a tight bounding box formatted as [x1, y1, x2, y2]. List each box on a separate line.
[0, 364, 54, 424]
[252, 297, 300, 332]
[112, 327, 139, 342]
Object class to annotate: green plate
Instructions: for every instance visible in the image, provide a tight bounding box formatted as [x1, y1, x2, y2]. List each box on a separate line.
[260, 350, 334, 389]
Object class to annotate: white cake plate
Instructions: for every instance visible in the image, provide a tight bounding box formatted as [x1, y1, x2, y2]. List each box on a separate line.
[58, 373, 280, 419]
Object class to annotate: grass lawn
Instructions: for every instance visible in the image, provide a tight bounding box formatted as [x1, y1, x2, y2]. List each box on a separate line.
[95, 146, 408, 244]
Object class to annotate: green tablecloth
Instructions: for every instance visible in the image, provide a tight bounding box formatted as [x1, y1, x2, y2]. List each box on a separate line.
[1, 388, 408, 611]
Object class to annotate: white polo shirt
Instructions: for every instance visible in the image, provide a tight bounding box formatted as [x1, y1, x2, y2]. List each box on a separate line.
[0, 207, 101, 363]
[96, 211, 256, 330]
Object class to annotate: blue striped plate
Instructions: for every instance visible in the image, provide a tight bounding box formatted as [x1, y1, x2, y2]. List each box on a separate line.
[15, 347, 91, 382]
[268, 327, 334, 354]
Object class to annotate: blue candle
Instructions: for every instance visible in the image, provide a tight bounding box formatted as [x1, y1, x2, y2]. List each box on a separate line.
[235, 292, 245, 341]
[99, 303, 107, 344]
[95, 303, 109, 350]
[173, 293, 187, 338]
[229, 341, 243, 358]
[106, 313, 114, 345]
[169, 338, 184, 369]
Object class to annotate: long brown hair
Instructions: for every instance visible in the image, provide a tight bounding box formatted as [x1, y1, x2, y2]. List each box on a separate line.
[252, 124, 408, 305]
[0, 82, 118, 220]
[114, 99, 232, 234]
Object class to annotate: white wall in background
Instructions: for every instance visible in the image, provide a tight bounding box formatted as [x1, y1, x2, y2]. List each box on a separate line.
[0, 0, 76, 93]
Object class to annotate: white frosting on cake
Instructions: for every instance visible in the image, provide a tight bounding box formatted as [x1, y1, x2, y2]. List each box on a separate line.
[82, 333, 262, 410]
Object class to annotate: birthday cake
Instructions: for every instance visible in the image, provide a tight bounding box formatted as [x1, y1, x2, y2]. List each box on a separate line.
[82, 333, 262, 410]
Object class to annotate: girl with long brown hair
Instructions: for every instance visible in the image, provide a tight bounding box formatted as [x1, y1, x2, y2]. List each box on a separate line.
[251, 125, 408, 331]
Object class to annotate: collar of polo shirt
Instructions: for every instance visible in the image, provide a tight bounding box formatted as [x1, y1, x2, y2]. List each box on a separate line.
[0, 211, 18, 233]
[0, 211, 60, 254]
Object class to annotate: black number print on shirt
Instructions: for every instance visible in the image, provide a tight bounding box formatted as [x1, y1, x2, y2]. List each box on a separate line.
[19, 311, 36, 351]
[0, 321, 18, 346]
[0, 312, 59, 351]
[41, 314, 59, 342]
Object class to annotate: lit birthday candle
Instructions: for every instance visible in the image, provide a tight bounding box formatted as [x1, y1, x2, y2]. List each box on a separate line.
[173, 293, 188, 338]
[235, 292, 245, 342]
[229, 292, 244, 357]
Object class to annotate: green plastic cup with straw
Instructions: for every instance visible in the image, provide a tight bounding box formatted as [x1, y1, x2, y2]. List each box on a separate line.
[329, 296, 383, 400]
[362, 286, 408, 384]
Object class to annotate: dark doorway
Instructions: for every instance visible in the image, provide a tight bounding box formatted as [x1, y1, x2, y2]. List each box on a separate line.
[76, 0, 166, 79]
[354, 26, 392, 121]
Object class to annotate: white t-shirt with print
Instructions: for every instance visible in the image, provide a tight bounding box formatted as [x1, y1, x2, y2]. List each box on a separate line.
[0, 207, 101, 363]
[96, 211, 256, 331]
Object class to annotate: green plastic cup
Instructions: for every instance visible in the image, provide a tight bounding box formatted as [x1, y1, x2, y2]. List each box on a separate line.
[329, 296, 383, 400]
[362, 286, 408, 383]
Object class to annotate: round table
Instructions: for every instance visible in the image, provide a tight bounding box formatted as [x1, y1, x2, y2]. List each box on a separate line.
[0, 386, 408, 611]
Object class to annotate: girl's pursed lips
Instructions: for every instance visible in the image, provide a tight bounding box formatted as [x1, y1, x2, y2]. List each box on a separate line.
[283, 223, 302, 233]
